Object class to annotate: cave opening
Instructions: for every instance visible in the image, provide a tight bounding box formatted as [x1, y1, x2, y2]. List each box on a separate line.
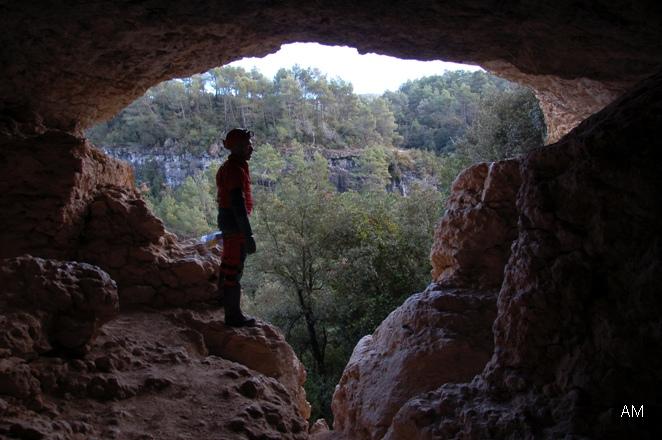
[2, 2, 661, 438]
[82, 41, 550, 424]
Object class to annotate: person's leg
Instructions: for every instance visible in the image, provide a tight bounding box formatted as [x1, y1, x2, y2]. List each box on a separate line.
[221, 234, 255, 327]
[220, 234, 242, 316]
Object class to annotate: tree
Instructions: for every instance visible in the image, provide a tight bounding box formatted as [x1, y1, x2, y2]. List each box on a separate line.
[453, 87, 546, 162]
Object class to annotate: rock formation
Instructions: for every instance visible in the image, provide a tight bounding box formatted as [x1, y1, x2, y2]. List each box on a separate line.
[430, 159, 521, 289]
[331, 159, 521, 439]
[2, 1, 662, 438]
[0, 302, 310, 439]
[379, 68, 662, 440]
[0, 131, 222, 309]
[0, 255, 118, 357]
[2, 2, 662, 139]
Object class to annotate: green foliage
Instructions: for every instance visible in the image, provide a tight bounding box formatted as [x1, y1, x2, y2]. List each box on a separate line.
[385, 70, 526, 154]
[357, 144, 392, 191]
[88, 66, 403, 153]
[148, 168, 217, 238]
[248, 143, 285, 186]
[452, 87, 546, 162]
[240, 157, 441, 422]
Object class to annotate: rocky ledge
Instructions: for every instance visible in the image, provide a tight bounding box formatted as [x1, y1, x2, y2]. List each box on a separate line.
[0, 256, 310, 440]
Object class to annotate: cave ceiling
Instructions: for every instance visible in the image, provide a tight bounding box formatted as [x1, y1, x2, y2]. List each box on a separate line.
[1, 0, 661, 138]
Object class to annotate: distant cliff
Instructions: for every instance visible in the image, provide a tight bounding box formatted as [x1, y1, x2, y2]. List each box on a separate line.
[101, 145, 428, 195]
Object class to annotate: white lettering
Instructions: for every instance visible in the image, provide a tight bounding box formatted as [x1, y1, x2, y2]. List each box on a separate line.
[621, 405, 630, 417]
[632, 405, 644, 418]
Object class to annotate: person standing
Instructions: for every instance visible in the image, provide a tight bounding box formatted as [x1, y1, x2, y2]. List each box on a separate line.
[216, 128, 257, 327]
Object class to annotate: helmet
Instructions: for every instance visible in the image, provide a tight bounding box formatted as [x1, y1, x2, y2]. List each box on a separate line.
[223, 128, 252, 150]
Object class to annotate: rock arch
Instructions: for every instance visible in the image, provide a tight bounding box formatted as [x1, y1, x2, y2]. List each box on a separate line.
[1, 1, 661, 140]
[1, 2, 662, 439]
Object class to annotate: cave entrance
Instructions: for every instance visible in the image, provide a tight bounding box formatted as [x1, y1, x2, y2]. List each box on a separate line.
[85, 42, 547, 423]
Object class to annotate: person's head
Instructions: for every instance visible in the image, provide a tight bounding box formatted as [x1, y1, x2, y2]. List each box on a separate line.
[223, 128, 253, 161]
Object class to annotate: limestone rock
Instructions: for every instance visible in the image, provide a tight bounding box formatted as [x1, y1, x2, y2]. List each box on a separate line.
[383, 58, 662, 440]
[430, 159, 521, 289]
[172, 309, 311, 421]
[0, 309, 310, 440]
[0, 131, 133, 260]
[0, 133, 222, 309]
[331, 285, 497, 440]
[331, 152, 521, 439]
[2, 1, 662, 140]
[77, 183, 222, 308]
[0, 255, 119, 353]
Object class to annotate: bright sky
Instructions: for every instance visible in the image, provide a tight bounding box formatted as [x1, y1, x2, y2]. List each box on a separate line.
[229, 43, 482, 95]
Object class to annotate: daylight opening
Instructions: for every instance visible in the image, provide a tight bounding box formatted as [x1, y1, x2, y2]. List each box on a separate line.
[85, 42, 547, 422]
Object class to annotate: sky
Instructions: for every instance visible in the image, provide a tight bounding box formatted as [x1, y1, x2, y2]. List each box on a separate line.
[229, 43, 482, 95]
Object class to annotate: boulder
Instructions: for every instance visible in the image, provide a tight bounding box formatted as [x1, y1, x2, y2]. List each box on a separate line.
[0, 255, 119, 354]
[77, 183, 222, 308]
[430, 159, 521, 289]
[172, 309, 311, 421]
[331, 286, 496, 440]
[332, 151, 523, 439]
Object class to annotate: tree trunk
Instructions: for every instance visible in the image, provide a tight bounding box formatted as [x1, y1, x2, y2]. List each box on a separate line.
[296, 287, 325, 374]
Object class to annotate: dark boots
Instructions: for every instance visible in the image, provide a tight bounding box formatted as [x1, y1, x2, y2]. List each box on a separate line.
[223, 285, 256, 327]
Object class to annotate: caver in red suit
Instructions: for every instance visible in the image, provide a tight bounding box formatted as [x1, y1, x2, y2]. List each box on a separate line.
[216, 128, 257, 327]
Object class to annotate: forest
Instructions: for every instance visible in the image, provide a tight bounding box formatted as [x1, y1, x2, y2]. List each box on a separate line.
[87, 66, 546, 422]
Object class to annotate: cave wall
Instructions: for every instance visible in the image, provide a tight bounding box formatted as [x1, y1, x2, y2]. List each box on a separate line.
[1, 1, 662, 438]
[383, 66, 662, 440]
[0, 132, 222, 309]
[2, 1, 662, 139]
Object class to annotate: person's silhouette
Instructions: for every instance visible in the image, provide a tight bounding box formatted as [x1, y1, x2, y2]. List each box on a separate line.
[215, 128, 257, 327]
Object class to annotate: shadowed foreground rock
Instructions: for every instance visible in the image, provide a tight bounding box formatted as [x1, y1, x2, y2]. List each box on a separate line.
[0, 306, 310, 439]
[381, 70, 662, 440]
[332, 286, 497, 440]
[0, 132, 222, 308]
[0, 255, 118, 356]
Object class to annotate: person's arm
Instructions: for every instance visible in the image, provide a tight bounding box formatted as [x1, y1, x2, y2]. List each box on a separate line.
[230, 188, 256, 254]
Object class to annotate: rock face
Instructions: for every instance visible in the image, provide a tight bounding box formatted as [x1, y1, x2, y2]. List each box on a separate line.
[0, 255, 118, 356]
[76, 184, 221, 308]
[2, 2, 662, 139]
[0, 304, 310, 440]
[430, 159, 521, 289]
[332, 287, 497, 440]
[101, 146, 223, 188]
[0, 132, 222, 308]
[0, 131, 134, 261]
[2, 2, 662, 439]
[331, 159, 521, 439]
[103, 145, 421, 195]
[381, 67, 662, 440]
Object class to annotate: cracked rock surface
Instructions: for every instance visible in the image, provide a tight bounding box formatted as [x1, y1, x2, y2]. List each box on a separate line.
[0, 306, 310, 440]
